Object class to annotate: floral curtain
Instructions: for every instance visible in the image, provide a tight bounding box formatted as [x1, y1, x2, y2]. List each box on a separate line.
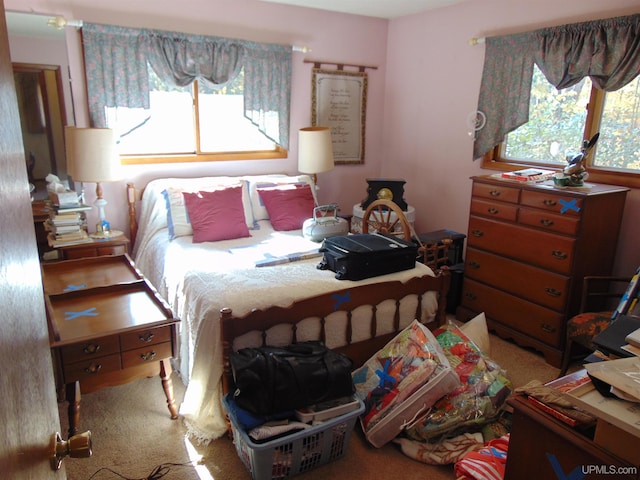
[82, 22, 291, 148]
[474, 13, 640, 159]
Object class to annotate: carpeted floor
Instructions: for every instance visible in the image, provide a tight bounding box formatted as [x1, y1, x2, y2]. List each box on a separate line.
[59, 333, 562, 480]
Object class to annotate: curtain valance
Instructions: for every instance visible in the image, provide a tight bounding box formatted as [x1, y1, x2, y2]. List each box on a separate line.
[82, 22, 291, 148]
[474, 13, 640, 159]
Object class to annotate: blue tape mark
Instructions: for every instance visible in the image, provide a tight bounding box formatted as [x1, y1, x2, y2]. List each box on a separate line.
[64, 307, 98, 321]
[331, 291, 350, 310]
[63, 284, 86, 292]
[375, 359, 396, 388]
[559, 198, 580, 214]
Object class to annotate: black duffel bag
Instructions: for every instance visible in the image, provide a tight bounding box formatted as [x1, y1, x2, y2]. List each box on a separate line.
[230, 341, 354, 415]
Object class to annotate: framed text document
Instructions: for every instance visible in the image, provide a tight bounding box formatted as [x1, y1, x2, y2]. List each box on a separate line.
[312, 68, 368, 165]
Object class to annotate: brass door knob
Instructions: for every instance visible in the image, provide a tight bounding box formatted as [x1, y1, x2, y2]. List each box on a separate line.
[50, 430, 92, 471]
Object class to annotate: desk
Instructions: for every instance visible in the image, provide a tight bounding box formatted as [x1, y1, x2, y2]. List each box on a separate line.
[505, 395, 639, 479]
[42, 255, 179, 437]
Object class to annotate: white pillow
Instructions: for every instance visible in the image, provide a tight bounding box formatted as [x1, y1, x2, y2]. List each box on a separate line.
[162, 180, 253, 239]
[459, 312, 491, 355]
[243, 174, 317, 221]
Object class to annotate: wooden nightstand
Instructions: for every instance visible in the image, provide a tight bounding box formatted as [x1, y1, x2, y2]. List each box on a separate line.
[41, 255, 179, 437]
[56, 233, 130, 260]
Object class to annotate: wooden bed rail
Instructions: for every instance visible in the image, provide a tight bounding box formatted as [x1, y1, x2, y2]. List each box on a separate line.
[221, 270, 451, 395]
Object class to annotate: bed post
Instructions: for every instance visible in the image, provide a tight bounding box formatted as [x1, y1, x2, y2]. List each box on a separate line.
[127, 183, 138, 248]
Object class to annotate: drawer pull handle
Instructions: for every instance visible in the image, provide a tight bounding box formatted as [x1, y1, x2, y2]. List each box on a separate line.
[540, 323, 556, 333]
[540, 219, 555, 227]
[84, 363, 102, 374]
[468, 261, 481, 269]
[487, 207, 499, 215]
[471, 229, 484, 238]
[83, 344, 101, 355]
[139, 333, 155, 343]
[551, 250, 568, 260]
[463, 292, 477, 301]
[489, 190, 501, 197]
[545, 287, 562, 297]
[140, 351, 157, 361]
[543, 199, 557, 207]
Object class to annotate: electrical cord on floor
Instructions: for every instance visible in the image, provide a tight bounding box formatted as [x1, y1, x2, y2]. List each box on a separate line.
[86, 461, 197, 480]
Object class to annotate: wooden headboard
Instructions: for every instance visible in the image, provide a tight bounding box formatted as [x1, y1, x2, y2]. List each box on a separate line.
[220, 270, 450, 395]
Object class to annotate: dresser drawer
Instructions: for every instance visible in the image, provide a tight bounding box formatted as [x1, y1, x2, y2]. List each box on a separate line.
[465, 248, 569, 311]
[518, 207, 580, 236]
[470, 198, 518, 221]
[122, 341, 173, 369]
[120, 326, 172, 351]
[468, 216, 575, 275]
[472, 182, 520, 204]
[63, 353, 122, 383]
[60, 336, 120, 364]
[461, 279, 563, 348]
[520, 190, 583, 217]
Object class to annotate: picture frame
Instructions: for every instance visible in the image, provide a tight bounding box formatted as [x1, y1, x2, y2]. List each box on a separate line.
[312, 68, 367, 165]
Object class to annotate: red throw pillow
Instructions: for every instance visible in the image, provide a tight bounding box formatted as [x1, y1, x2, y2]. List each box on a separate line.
[257, 184, 316, 231]
[182, 186, 251, 243]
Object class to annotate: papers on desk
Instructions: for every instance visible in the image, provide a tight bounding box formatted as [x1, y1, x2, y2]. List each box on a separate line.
[585, 357, 640, 403]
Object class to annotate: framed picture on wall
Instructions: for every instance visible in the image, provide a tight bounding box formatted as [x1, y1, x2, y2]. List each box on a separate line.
[311, 68, 368, 165]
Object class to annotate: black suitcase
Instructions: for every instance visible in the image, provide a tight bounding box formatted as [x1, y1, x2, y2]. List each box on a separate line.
[317, 232, 418, 280]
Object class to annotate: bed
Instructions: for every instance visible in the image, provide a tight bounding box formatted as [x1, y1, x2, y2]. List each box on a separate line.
[127, 174, 450, 444]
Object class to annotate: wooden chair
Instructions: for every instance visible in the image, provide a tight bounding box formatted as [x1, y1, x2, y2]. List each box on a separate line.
[559, 275, 633, 376]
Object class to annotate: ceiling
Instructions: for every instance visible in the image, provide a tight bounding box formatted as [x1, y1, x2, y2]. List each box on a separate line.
[259, 0, 467, 18]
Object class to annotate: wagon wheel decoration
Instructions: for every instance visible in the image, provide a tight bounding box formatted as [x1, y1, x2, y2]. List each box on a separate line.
[362, 199, 412, 242]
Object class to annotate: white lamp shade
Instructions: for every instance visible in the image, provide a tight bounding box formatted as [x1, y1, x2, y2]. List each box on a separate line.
[298, 126, 334, 174]
[65, 127, 121, 183]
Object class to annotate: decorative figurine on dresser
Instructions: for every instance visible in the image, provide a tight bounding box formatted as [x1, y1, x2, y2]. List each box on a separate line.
[456, 174, 629, 367]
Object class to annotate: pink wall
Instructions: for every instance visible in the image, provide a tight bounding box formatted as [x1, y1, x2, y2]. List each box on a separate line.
[5, 0, 639, 274]
[384, 0, 640, 275]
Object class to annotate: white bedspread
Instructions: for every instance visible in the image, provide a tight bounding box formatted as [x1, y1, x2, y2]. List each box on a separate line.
[132, 177, 437, 443]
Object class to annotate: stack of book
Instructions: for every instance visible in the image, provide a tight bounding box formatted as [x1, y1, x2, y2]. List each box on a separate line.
[46, 203, 92, 247]
[500, 168, 556, 183]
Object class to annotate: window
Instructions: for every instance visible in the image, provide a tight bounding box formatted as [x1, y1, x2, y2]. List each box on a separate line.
[110, 67, 283, 163]
[490, 66, 640, 181]
[477, 14, 640, 189]
[82, 22, 292, 165]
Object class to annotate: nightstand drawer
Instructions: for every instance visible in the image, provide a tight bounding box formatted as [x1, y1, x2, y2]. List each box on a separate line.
[120, 326, 172, 351]
[63, 353, 121, 383]
[60, 336, 120, 364]
[122, 342, 173, 369]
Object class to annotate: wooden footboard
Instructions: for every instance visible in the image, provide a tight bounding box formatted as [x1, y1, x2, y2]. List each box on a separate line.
[221, 270, 450, 395]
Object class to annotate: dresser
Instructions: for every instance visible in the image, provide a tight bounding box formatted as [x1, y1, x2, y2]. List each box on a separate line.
[456, 176, 628, 367]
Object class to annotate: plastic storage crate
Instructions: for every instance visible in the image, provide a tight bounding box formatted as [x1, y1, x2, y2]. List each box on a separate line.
[224, 395, 364, 480]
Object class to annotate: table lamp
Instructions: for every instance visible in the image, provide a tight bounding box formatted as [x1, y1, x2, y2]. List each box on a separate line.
[66, 127, 121, 232]
[298, 126, 334, 186]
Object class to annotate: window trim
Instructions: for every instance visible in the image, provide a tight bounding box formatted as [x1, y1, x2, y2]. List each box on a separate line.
[116, 79, 288, 165]
[481, 84, 640, 190]
[120, 146, 288, 165]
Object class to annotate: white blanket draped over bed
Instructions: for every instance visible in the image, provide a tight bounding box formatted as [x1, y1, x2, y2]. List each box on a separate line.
[133, 176, 438, 443]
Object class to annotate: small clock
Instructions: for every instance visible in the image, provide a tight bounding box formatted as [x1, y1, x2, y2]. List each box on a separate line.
[360, 179, 408, 211]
